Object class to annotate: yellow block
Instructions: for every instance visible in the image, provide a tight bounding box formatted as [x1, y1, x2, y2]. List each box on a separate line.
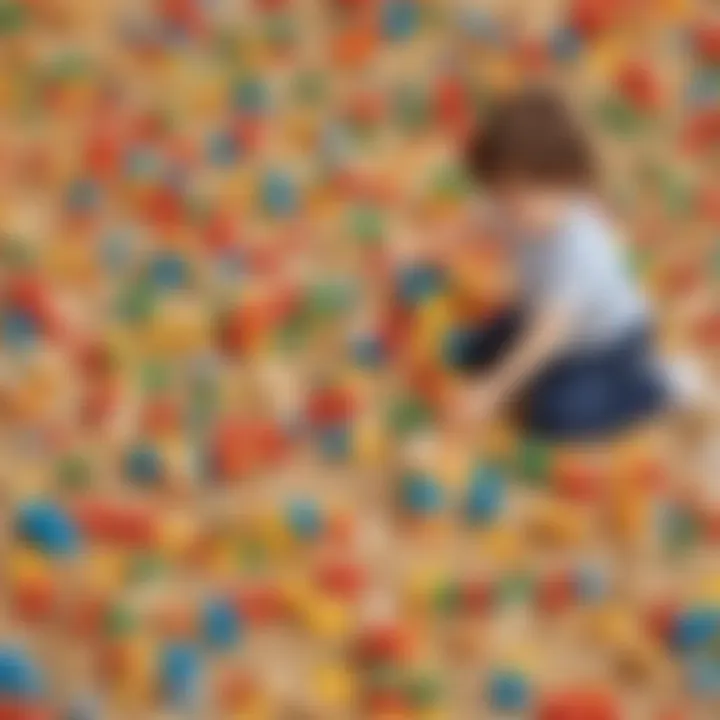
[314, 665, 356, 707]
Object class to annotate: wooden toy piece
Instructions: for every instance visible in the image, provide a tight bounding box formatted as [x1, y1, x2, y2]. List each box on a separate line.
[553, 449, 605, 504]
[72, 499, 157, 548]
[538, 685, 621, 720]
[313, 663, 357, 710]
[15, 501, 80, 557]
[523, 497, 589, 549]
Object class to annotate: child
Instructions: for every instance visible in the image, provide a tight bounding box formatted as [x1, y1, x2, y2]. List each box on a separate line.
[448, 87, 669, 440]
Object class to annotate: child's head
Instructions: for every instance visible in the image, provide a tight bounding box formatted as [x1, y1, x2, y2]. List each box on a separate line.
[465, 87, 597, 236]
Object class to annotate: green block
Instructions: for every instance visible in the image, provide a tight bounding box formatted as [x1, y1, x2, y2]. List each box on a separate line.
[497, 573, 533, 605]
[57, 455, 91, 490]
[596, 97, 645, 136]
[116, 281, 156, 324]
[349, 205, 384, 245]
[0, 1, 25, 34]
[406, 673, 443, 708]
[394, 86, 430, 131]
[516, 439, 550, 485]
[104, 605, 137, 637]
[387, 396, 432, 435]
[433, 581, 461, 614]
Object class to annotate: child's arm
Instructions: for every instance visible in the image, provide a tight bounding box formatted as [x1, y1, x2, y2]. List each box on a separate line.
[452, 301, 574, 427]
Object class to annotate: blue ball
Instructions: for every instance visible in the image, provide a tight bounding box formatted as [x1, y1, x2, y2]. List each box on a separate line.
[16, 502, 79, 556]
[0, 647, 44, 698]
[401, 472, 444, 515]
[465, 465, 505, 524]
[487, 669, 531, 712]
[161, 642, 200, 707]
[202, 598, 242, 649]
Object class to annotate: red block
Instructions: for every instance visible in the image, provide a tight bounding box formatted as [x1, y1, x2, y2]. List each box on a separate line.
[12, 577, 57, 623]
[694, 21, 720, 63]
[72, 500, 157, 547]
[0, 705, 53, 720]
[358, 623, 416, 664]
[538, 687, 621, 720]
[616, 60, 663, 111]
[461, 579, 494, 614]
[316, 559, 367, 600]
[536, 572, 575, 614]
[569, 0, 621, 37]
[234, 584, 287, 624]
[307, 388, 357, 426]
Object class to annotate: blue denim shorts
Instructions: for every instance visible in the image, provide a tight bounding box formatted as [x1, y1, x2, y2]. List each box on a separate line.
[448, 311, 668, 441]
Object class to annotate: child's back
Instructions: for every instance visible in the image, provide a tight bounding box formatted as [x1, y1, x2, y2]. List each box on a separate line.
[516, 198, 647, 353]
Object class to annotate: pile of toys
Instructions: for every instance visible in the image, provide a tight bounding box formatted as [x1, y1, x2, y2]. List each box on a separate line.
[0, 0, 717, 716]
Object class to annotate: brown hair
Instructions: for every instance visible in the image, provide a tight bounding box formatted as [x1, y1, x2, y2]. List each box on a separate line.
[465, 87, 596, 187]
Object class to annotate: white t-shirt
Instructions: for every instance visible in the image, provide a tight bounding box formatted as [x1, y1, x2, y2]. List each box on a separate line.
[517, 199, 648, 351]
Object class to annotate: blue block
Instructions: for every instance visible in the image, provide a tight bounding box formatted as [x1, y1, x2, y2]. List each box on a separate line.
[382, 0, 419, 40]
[286, 499, 322, 539]
[67, 179, 100, 212]
[161, 642, 200, 707]
[233, 78, 269, 114]
[672, 608, 720, 652]
[16, 501, 79, 556]
[261, 172, 297, 217]
[487, 669, 531, 712]
[207, 130, 239, 166]
[124, 444, 162, 484]
[550, 27, 582, 61]
[574, 565, 607, 602]
[2, 310, 38, 347]
[149, 253, 188, 290]
[319, 425, 350, 460]
[397, 264, 443, 305]
[401, 472, 444, 514]
[202, 599, 242, 649]
[0, 647, 44, 698]
[352, 335, 385, 368]
[465, 465, 505, 524]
